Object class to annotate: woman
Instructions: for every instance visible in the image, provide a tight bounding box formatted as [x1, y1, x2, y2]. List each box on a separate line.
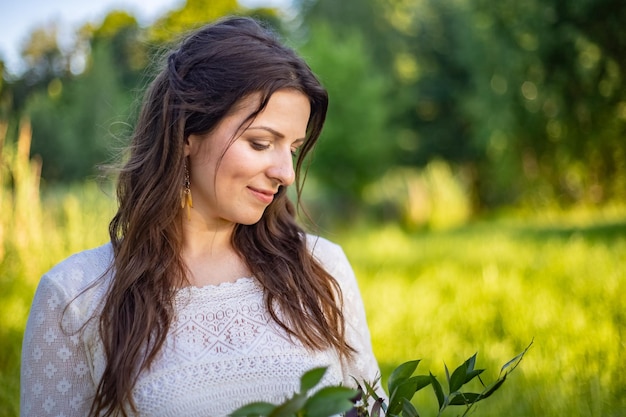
[20, 16, 380, 417]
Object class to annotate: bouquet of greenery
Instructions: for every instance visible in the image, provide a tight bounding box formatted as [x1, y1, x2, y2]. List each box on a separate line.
[230, 341, 532, 417]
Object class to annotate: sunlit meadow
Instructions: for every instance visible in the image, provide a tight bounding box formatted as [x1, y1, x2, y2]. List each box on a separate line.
[1, 122, 624, 416]
[334, 213, 625, 416]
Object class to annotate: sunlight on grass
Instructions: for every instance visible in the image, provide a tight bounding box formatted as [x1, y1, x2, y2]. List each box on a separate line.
[1, 122, 625, 416]
[336, 220, 626, 417]
[0, 123, 114, 416]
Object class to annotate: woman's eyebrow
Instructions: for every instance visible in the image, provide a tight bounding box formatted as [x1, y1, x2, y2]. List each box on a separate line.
[247, 126, 306, 144]
[247, 126, 285, 138]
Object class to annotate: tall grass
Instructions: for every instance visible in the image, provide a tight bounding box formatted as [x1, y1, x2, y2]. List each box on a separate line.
[1, 121, 624, 416]
[0, 120, 115, 416]
[334, 216, 626, 416]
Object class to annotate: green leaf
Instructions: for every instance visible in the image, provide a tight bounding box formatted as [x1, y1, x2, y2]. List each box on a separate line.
[304, 386, 357, 417]
[499, 353, 524, 375]
[500, 340, 534, 376]
[448, 362, 468, 393]
[388, 360, 420, 396]
[300, 367, 328, 392]
[268, 393, 308, 417]
[463, 369, 485, 385]
[465, 353, 477, 373]
[411, 375, 431, 393]
[229, 402, 276, 417]
[430, 373, 445, 410]
[448, 392, 482, 405]
[479, 375, 507, 400]
[363, 379, 382, 401]
[388, 377, 419, 415]
[401, 398, 419, 417]
[387, 374, 430, 416]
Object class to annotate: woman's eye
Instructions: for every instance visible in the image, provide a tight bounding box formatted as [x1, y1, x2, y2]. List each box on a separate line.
[250, 141, 270, 151]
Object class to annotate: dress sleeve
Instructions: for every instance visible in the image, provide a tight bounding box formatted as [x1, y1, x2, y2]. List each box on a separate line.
[308, 236, 382, 391]
[20, 274, 95, 417]
[331, 246, 382, 389]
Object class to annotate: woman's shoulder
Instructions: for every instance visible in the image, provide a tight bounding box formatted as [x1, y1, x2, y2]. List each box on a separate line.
[41, 242, 114, 298]
[305, 234, 352, 277]
[305, 234, 344, 259]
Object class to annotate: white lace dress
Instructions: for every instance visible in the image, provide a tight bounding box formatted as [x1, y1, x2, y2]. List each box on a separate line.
[20, 235, 380, 416]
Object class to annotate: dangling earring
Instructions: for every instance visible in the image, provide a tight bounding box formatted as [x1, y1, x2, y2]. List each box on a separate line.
[181, 160, 193, 220]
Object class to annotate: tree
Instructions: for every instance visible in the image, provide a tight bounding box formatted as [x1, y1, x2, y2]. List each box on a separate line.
[92, 11, 146, 89]
[466, 0, 626, 205]
[296, 0, 626, 208]
[26, 10, 144, 182]
[147, 0, 240, 45]
[27, 40, 132, 182]
[298, 23, 395, 214]
[20, 23, 68, 87]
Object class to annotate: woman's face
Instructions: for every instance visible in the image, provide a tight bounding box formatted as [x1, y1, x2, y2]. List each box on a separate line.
[185, 89, 311, 227]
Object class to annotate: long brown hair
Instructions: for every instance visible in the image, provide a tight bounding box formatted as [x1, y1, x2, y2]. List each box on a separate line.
[91, 16, 352, 416]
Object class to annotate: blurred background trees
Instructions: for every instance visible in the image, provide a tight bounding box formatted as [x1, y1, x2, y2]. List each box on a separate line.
[2, 0, 625, 226]
[3, 3, 624, 415]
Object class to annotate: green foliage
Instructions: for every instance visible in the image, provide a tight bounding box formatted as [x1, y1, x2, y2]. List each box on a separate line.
[4, 0, 626, 211]
[459, 0, 626, 206]
[0, 121, 114, 416]
[364, 344, 530, 417]
[362, 161, 472, 230]
[92, 11, 147, 83]
[298, 23, 395, 212]
[147, 0, 240, 44]
[27, 40, 133, 182]
[338, 214, 626, 416]
[230, 345, 531, 417]
[7, 1, 288, 184]
[18, 23, 67, 86]
[230, 367, 357, 417]
[0, 148, 625, 416]
[299, 0, 626, 209]
[1, 0, 626, 411]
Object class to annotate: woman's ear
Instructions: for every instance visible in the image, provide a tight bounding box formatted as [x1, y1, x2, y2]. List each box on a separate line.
[184, 135, 192, 157]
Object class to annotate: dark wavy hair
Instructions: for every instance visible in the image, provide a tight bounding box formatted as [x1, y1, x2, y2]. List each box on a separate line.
[89, 16, 352, 417]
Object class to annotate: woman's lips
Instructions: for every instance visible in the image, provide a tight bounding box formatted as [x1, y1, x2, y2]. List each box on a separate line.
[248, 186, 275, 204]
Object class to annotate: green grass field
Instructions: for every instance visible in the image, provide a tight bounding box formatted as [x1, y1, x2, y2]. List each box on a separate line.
[1, 136, 624, 417]
[333, 213, 626, 416]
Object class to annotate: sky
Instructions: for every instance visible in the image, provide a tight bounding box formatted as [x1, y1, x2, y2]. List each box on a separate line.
[0, 0, 291, 74]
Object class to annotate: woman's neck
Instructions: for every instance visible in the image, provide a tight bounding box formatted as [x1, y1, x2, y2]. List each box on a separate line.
[180, 219, 250, 287]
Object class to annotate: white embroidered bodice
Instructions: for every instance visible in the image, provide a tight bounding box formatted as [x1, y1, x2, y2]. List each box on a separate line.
[20, 236, 380, 416]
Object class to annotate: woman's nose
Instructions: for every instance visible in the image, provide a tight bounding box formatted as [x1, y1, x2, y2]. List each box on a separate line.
[267, 149, 296, 186]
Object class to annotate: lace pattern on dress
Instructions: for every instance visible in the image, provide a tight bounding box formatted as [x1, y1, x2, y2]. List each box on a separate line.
[20, 237, 381, 417]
